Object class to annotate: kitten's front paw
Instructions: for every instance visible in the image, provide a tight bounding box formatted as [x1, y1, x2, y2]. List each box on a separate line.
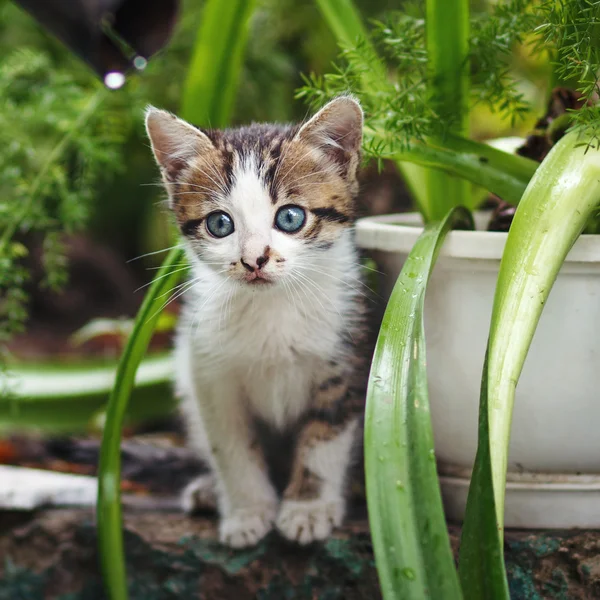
[220, 504, 277, 549]
[276, 498, 345, 545]
[181, 474, 218, 514]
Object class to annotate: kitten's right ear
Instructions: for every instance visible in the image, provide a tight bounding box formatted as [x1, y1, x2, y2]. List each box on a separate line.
[145, 107, 214, 181]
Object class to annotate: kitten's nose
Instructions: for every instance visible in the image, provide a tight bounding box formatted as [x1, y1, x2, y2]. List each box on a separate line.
[241, 253, 270, 272]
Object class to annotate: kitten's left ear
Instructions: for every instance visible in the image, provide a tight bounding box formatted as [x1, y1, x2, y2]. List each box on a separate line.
[295, 96, 363, 176]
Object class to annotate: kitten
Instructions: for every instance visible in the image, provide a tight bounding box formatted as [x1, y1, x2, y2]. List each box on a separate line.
[145, 97, 369, 548]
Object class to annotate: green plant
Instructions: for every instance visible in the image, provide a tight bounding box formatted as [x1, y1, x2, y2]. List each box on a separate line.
[0, 45, 128, 348]
[306, 0, 600, 598]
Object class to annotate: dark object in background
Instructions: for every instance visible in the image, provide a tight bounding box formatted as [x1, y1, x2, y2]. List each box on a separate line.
[13, 0, 179, 82]
[487, 87, 588, 232]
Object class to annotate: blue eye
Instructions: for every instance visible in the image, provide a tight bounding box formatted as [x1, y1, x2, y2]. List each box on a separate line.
[206, 211, 234, 238]
[275, 205, 306, 233]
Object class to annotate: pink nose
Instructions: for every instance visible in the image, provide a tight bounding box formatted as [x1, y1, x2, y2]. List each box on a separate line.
[241, 253, 269, 272]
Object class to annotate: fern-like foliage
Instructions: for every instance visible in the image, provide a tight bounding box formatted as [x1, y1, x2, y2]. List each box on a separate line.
[0, 45, 129, 348]
[299, 0, 600, 159]
[536, 0, 600, 148]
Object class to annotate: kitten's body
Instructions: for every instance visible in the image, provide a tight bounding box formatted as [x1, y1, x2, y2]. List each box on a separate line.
[146, 98, 369, 548]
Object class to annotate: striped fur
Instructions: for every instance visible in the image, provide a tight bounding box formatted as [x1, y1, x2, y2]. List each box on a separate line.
[146, 97, 369, 548]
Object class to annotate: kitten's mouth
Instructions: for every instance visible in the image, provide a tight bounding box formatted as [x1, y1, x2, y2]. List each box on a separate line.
[244, 272, 274, 286]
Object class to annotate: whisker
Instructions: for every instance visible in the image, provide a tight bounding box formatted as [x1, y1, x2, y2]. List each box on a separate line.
[291, 269, 355, 343]
[127, 244, 183, 263]
[133, 266, 191, 293]
[295, 264, 377, 300]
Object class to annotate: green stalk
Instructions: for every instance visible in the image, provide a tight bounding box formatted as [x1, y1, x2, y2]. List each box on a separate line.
[370, 128, 538, 206]
[424, 0, 470, 220]
[97, 247, 184, 600]
[97, 1, 257, 597]
[181, 0, 257, 127]
[365, 207, 472, 600]
[313, 0, 377, 60]
[459, 130, 600, 598]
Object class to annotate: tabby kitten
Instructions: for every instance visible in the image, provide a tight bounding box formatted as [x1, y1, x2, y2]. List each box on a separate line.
[145, 97, 369, 548]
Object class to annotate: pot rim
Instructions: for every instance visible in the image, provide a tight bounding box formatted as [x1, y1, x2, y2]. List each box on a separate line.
[5, 352, 173, 400]
[356, 211, 600, 262]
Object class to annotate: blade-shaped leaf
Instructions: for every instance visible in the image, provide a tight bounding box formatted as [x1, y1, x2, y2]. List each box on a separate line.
[460, 130, 600, 599]
[97, 247, 185, 599]
[365, 207, 472, 600]
[181, 0, 257, 128]
[96, 2, 257, 597]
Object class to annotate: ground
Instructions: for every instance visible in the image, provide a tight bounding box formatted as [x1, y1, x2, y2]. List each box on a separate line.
[1, 509, 600, 599]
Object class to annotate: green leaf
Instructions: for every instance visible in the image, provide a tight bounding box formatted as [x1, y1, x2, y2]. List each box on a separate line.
[96, 1, 258, 597]
[365, 207, 472, 600]
[370, 129, 538, 207]
[181, 0, 257, 127]
[460, 129, 600, 598]
[457, 351, 510, 600]
[97, 247, 184, 600]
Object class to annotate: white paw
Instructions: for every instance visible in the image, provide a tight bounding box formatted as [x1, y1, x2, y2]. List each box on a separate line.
[181, 474, 217, 514]
[276, 498, 345, 545]
[219, 504, 276, 549]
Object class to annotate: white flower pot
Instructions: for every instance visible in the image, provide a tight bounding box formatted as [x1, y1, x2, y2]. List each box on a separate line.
[356, 212, 600, 529]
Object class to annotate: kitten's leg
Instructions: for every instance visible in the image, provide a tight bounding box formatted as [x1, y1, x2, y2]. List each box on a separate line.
[277, 374, 360, 545]
[189, 376, 278, 548]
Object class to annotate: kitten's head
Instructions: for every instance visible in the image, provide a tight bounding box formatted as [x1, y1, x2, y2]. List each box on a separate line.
[145, 97, 363, 288]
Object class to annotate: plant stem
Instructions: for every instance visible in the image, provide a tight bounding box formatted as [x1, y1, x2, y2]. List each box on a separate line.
[370, 128, 539, 205]
[182, 0, 257, 127]
[97, 246, 184, 600]
[424, 0, 471, 220]
[488, 129, 600, 526]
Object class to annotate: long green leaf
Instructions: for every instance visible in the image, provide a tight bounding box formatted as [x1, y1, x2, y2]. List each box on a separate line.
[181, 0, 257, 127]
[97, 247, 184, 600]
[460, 130, 600, 598]
[372, 129, 538, 206]
[97, 1, 257, 597]
[424, 0, 470, 220]
[365, 207, 472, 600]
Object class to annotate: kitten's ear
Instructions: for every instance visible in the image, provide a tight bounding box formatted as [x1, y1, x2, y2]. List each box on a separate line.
[145, 107, 214, 181]
[295, 96, 363, 174]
